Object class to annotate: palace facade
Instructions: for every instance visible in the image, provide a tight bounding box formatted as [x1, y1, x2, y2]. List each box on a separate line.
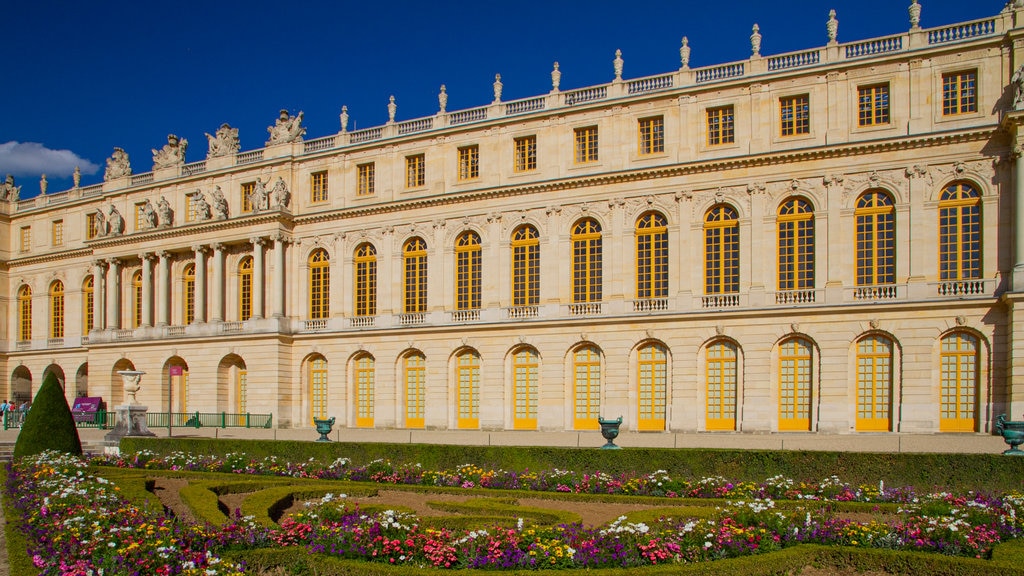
[5, 4, 1024, 435]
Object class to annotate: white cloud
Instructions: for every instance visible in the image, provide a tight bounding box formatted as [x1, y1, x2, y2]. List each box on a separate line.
[0, 141, 99, 178]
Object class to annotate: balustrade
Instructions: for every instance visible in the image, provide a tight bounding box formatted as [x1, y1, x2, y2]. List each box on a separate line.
[767, 49, 820, 71]
[46, 338, 64, 348]
[928, 18, 996, 44]
[775, 290, 817, 305]
[349, 316, 375, 328]
[397, 118, 434, 135]
[504, 97, 545, 115]
[131, 173, 153, 186]
[568, 302, 602, 316]
[220, 321, 244, 333]
[450, 107, 488, 125]
[182, 161, 207, 176]
[936, 280, 991, 297]
[852, 285, 898, 301]
[399, 313, 426, 326]
[627, 74, 674, 95]
[303, 136, 335, 153]
[236, 150, 264, 165]
[302, 319, 328, 332]
[451, 310, 481, 322]
[701, 294, 740, 309]
[564, 86, 607, 106]
[633, 299, 668, 312]
[843, 35, 902, 59]
[506, 306, 538, 319]
[694, 63, 744, 84]
[349, 127, 383, 144]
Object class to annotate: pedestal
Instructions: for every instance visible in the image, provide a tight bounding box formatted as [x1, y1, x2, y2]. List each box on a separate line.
[104, 404, 156, 442]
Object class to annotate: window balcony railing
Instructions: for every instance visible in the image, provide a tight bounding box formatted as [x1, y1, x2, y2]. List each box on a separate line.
[451, 310, 481, 323]
[302, 319, 328, 332]
[568, 302, 602, 316]
[935, 279, 994, 297]
[165, 325, 186, 337]
[399, 313, 426, 326]
[774, 289, 817, 305]
[701, 294, 740, 309]
[506, 305, 539, 319]
[47, 337, 64, 348]
[633, 298, 668, 312]
[349, 316, 375, 328]
[16, 340, 31, 351]
[220, 321, 244, 333]
[851, 284, 899, 301]
[113, 329, 134, 341]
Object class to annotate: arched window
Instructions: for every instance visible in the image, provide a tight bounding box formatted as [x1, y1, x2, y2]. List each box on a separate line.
[49, 281, 65, 339]
[17, 285, 31, 341]
[636, 212, 668, 301]
[511, 225, 540, 308]
[239, 256, 253, 321]
[131, 270, 143, 328]
[354, 243, 377, 317]
[456, 350, 480, 429]
[455, 231, 482, 311]
[403, 238, 428, 314]
[855, 190, 895, 286]
[308, 249, 330, 320]
[571, 219, 602, 303]
[310, 356, 328, 423]
[778, 337, 812, 431]
[404, 352, 426, 428]
[573, 345, 601, 430]
[512, 347, 539, 430]
[704, 205, 739, 294]
[637, 343, 667, 431]
[940, 332, 979, 432]
[706, 340, 737, 430]
[354, 355, 374, 427]
[777, 198, 815, 292]
[82, 276, 94, 333]
[856, 335, 893, 431]
[939, 182, 981, 281]
[183, 263, 196, 325]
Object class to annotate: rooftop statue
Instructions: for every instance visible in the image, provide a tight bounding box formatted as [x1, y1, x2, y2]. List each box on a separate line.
[40, 174, 47, 195]
[73, 166, 81, 188]
[104, 147, 131, 181]
[211, 185, 229, 220]
[339, 106, 349, 132]
[266, 110, 305, 145]
[157, 196, 173, 228]
[152, 134, 187, 170]
[205, 123, 240, 158]
[271, 176, 291, 210]
[0, 174, 21, 201]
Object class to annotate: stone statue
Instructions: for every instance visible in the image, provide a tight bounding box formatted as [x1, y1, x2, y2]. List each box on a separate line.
[152, 134, 187, 169]
[0, 175, 22, 201]
[551, 62, 561, 91]
[157, 196, 173, 228]
[192, 191, 211, 221]
[39, 174, 47, 195]
[249, 177, 268, 213]
[909, 0, 921, 29]
[1012, 65, 1024, 111]
[266, 110, 305, 145]
[93, 208, 107, 237]
[387, 96, 397, 123]
[104, 147, 131, 181]
[339, 105, 349, 132]
[493, 74, 503, 102]
[680, 38, 690, 69]
[107, 204, 124, 236]
[211, 185, 229, 220]
[271, 176, 291, 209]
[613, 50, 623, 81]
[73, 166, 81, 188]
[827, 10, 838, 43]
[206, 123, 240, 158]
[438, 85, 448, 113]
[140, 199, 158, 229]
[750, 24, 762, 57]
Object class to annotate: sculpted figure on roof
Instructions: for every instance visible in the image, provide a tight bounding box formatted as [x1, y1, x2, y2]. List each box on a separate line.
[205, 123, 240, 158]
[104, 148, 131, 181]
[152, 134, 187, 169]
[0, 174, 21, 201]
[266, 110, 305, 145]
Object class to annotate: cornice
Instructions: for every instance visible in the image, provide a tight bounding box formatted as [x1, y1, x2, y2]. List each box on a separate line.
[7, 247, 93, 267]
[85, 211, 295, 250]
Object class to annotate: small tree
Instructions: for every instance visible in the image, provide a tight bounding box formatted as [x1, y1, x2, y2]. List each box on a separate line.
[13, 372, 82, 459]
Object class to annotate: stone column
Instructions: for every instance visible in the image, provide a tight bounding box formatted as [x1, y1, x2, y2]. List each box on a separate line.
[272, 233, 286, 318]
[105, 258, 121, 329]
[251, 236, 265, 319]
[93, 260, 107, 330]
[139, 253, 154, 327]
[192, 245, 208, 323]
[1015, 144, 1024, 291]
[211, 243, 225, 322]
[156, 251, 170, 326]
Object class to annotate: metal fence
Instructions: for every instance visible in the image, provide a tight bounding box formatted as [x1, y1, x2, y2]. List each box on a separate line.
[3, 410, 272, 430]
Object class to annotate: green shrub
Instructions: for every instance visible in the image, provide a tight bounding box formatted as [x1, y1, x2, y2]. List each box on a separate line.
[13, 372, 82, 459]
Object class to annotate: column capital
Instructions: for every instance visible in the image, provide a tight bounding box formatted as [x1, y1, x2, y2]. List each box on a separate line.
[156, 250, 171, 260]
[138, 252, 156, 262]
[270, 232, 288, 243]
[93, 259, 108, 269]
[250, 236, 266, 247]
[191, 244, 209, 255]
[211, 242, 226, 252]
[105, 257, 121, 267]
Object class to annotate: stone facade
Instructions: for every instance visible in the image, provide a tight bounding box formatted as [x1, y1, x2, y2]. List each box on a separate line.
[5, 4, 1024, 435]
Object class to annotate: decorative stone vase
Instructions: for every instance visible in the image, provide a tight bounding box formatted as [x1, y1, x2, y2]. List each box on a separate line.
[119, 370, 145, 405]
[314, 417, 336, 442]
[996, 414, 1024, 456]
[598, 416, 623, 450]
[103, 370, 155, 443]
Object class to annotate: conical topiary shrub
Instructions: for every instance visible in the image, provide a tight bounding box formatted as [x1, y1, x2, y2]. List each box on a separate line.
[13, 372, 82, 459]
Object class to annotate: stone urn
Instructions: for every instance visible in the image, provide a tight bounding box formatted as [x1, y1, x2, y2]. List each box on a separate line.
[314, 416, 335, 442]
[119, 370, 145, 404]
[996, 414, 1024, 456]
[598, 416, 623, 449]
[104, 370, 155, 443]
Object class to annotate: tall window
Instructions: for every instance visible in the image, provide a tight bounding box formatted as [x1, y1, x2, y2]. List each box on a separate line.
[183, 263, 196, 324]
[514, 135, 537, 172]
[511, 225, 540, 308]
[354, 243, 377, 317]
[310, 356, 328, 422]
[574, 126, 598, 164]
[86, 213, 99, 240]
[637, 343, 667, 431]
[456, 350, 480, 429]
[357, 163, 375, 196]
[134, 202, 146, 229]
[940, 332, 978, 432]
[354, 355, 374, 428]
[455, 231, 481, 311]
[239, 257, 253, 321]
[942, 70, 977, 116]
[858, 84, 890, 126]
[404, 352, 426, 428]
[308, 249, 330, 320]
[83, 276, 94, 333]
[49, 281, 65, 339]
[185, 195, 197, 222]
[403, 238, 428, 314]
[406, 154, 425, 188]
[939, 182, 981, 281]
[458, 145, 479, 181]
[241, 182, 255, 213]
[778, 338, 812, 431]
[704, 205, 739, 294]
[777, 198, 815, 291]
[573, 345, 601, 430]
[706, 340, 738, 431]
[311, 171, 328, 203]
[636, 212, 668, 300]
[855, 190, 895, 286]
[20, 226, 30, 253]
[236, 368, 248, 414]
[780, 94, 810, 136]
[512, 347, 539, 430]
[638, 116, 664, 155]
[707, 106, 735, 146]
[856, 335, 893, 431]
[571, 218, 602, 303]
[17, 285, 31, 341]
[52, 220, 64, 246]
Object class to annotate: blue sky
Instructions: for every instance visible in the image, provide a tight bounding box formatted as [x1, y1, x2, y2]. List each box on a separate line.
[0, 0, 1005, 196]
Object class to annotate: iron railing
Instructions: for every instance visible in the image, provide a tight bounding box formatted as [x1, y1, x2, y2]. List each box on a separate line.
[2, 410, 272, 430]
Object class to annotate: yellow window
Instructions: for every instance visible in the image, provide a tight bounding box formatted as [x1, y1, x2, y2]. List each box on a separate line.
[311, 171, 328, 203]
[573, 126, 598, 164]
[86, 213, 98, 240]
[183, 263, 196, 324]
[404, 353, 426, 428]
[511, 225, 540, 308]
[310, 356, 328, 422]
[780, 94, 810, 136]
[456, 350, 480, 429]
[514, 135, 537, 172]
[707, 106, 735, 146]
[573, 346, 601, 430]
[939, 182, 981, 281]
[512, 347, 539, 430]
[134, 202, 146, 229]
[458, 145, 479, 181]
[82, 276, 94, 333]
[308, 249, 330, 319]
[355, 355, 374, 428]
[856, 335, 893, 431]
[236, 368, 248, 414]
[571, 219, 602, 303]
[942, 70, 977, 116]
[241, 182, 255, 213]
[638, 116, 664, 155]
[19, 226, 30, 253]
[354, 243, 377, 317]
[18, 285, 31, 341]
[636, 212, 668, 300]
[858, 84, 890, 126]
[637, 344, 667, 431]
[455, 231, 481, 311]
[52, 220, 64, 246]
[131, 270, 142, 328]
[777, 198, 815, 291]
[403, 238, 428, 314]
[357, 163, 375, 196]
[940, 332, 978, 432]
[778, 338, 812, 431]
[406, 154, 425, 188]
[706, 340, 737, 430]
[239, 257, 253, 321]
[704, 205, 739, 295]
[49, 281, 64, 339]
[855, 190, 895, 286]
[185, 195, 197, 222]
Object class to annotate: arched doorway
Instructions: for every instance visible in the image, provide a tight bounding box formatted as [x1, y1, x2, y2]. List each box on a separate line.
[10, 366, 32, 406]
